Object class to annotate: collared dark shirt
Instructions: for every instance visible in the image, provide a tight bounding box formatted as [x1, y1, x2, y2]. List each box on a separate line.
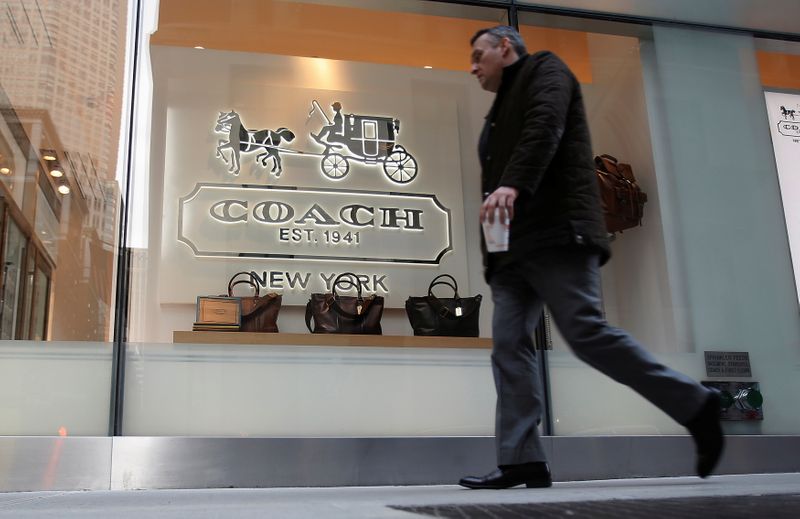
[479, 54, 528, 269]
[479, 53, 529, 188]
[475, 50, 611, 279]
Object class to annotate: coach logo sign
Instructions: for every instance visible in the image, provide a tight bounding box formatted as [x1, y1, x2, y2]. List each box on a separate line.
[777, 104, 800, 139]
[213, 101, 419, 184]
[179, 184, 451, 264]
[778, 121, 800, 138]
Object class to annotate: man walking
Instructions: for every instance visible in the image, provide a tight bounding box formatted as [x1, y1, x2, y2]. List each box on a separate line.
[459, 26, 724, 490]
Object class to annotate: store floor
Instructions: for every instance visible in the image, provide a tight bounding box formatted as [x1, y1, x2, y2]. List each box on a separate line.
[0, 473, 798, 518]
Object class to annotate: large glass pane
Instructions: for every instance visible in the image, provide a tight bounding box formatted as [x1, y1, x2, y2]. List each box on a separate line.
[0, 0, 131, 435]
[0, 342, 113, 435]
[125, 0, 507, 435]
[517, 10, 800, 436]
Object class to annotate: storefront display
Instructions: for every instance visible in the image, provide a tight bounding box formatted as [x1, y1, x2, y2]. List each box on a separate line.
[155, 47, 472, 313]
[3, 0, 800, 491]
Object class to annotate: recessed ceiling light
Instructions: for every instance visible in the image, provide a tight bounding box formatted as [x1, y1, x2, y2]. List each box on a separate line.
[194, 46, 205, 50]
[424, 65, 433, 69]
[43, 154, 57, 161]
[57, 184, 70, 195]
[49, 168, 63, 178]
[0, 167, 10, 175]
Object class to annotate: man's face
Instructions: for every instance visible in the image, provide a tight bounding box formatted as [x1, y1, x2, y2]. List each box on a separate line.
[470, 34, 509, 93]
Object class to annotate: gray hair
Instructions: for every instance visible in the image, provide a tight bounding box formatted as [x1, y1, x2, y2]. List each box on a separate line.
[470, 26, 527, 56]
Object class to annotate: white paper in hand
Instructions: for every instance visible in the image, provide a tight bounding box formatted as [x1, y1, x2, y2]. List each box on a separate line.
[482, 208, 510, 253]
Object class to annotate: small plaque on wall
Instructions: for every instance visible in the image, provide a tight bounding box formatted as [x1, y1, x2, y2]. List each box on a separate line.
[704, 351, 751, 378]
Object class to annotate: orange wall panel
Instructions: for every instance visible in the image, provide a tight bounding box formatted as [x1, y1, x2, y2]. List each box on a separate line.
[154, 0, 592, 82]
[757, 51, 800, 91]
[519, 25, 592, 84]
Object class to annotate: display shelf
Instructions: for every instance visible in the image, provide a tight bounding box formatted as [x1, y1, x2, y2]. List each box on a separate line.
[173, 331, 492, 349]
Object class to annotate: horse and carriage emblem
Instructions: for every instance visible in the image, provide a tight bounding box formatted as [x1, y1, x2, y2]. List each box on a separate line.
[780, 105, 798, 120]
[214, 100, 419, 184]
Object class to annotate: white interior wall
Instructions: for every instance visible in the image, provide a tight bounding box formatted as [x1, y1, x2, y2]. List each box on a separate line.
[583, 32, 683, 354]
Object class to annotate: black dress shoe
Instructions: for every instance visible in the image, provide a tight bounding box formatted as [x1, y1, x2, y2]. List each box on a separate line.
[686, 391, 725, 478]
[459, 462, 552, 489]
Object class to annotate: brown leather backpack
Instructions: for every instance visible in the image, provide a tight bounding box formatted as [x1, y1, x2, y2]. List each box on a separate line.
[594, 154, 647, 234]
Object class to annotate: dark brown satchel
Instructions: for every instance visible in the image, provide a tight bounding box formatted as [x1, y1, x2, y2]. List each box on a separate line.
[405, 274, 482, 337]
[227, 272, 281, 333]
[595, 154, 647, 234]
[305, 273, 384, 334]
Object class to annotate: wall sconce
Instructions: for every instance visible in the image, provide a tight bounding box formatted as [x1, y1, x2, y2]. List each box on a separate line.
[57, 184, 70, 195]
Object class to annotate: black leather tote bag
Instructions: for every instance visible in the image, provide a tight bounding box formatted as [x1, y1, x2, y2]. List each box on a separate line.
[405, 274, 482, 337]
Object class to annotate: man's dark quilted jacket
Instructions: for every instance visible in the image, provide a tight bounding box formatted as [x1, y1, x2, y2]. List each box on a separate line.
[480, 50, 610, 278]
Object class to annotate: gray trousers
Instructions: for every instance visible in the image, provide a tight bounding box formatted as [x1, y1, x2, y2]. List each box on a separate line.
[489, 247, 710, 466]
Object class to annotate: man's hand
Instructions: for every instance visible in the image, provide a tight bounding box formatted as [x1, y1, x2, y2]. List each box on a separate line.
[481, 186, 518, 223]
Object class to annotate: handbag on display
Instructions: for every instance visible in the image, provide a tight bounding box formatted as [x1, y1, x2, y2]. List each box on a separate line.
[405, 274, 482, 337]
[227, 271, 282, 333]
[193, 296, 242, 331]
[305, 272, 384, 334]
[594, 154, 648, 234]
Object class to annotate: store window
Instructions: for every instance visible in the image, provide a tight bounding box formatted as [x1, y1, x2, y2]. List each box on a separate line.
[515, 11, 800, 436]
[125, 0, 508, 436]
[0, 0, 130, 435]
[2, 0, 795, 443]
[124, 0, 800, 440]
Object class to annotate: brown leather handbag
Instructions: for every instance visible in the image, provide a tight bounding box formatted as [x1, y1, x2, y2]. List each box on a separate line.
[227, 272, 281, 333]
[595, 154, 648, 234]
[305, 273, 384, 334]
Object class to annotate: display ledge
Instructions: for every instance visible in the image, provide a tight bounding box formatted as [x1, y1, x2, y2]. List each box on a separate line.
[173, 331, 492, 349]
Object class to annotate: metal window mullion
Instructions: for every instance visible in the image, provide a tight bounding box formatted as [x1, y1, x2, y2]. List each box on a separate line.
[109, 0, 144, 438]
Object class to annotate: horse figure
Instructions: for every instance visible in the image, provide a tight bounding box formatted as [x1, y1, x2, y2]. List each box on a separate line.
[780, 106, 797, 120]
[214, 111, 296, 176]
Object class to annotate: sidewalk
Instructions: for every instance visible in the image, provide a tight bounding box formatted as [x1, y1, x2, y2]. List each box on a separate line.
[0, 473, 798, 518]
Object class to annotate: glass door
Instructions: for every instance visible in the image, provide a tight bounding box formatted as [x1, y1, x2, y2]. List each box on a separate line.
[0, 218, 26, 340]
[31, 265, 51, 340]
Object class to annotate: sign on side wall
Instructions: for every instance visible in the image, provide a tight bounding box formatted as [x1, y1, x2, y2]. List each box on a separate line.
[764, 91, 800, 308]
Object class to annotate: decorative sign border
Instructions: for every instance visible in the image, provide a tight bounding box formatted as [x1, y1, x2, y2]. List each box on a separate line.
[178, 183, 453, 264]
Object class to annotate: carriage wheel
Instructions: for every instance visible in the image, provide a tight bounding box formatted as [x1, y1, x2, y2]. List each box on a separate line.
[383, 147, 418, 184]
[321, 153, 350, 180]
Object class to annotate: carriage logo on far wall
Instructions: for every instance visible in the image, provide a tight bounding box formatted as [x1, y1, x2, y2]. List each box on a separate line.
[214, 111, 295, 176]
[213, 100, 419, 184]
